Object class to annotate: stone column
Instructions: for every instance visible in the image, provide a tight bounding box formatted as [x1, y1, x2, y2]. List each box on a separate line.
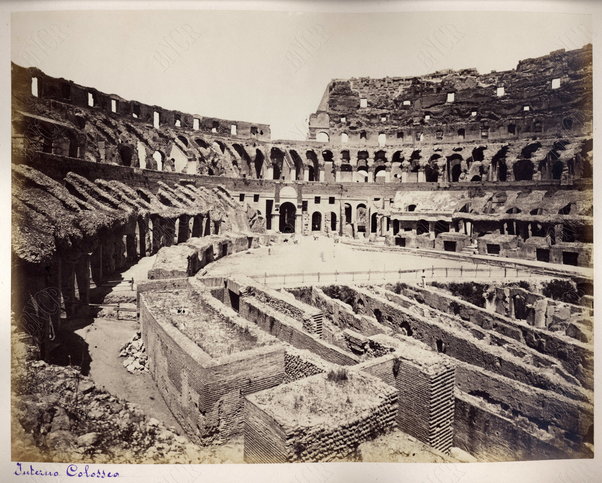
[428, 221, 436, 240]
[417, 168, 426, 183]
[75, 253, 91, 308]
[114, 235, 127, 271]
[271, 213, 279, 232]
[138, 219, 147, 257]
[126, 234, 137, 263]
[102, 234, 116, 275]
[163, 219, 176, 246]
[60, 257, 76, 318]
[295, 213, 303, 234]
[90, 244, 103, 285]
[152, 217, 163, 253]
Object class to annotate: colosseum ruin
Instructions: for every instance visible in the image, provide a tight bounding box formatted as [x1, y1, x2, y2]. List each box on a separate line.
[11, 39, 593, 466]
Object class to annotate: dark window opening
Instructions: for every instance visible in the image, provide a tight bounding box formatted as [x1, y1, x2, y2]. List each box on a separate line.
[487, 244, 501, 255]
[562, 252, 579, 266]
[536, 249, 550, 262]
[239, 194, 245, 202]
[314, 196, 321, 204]
[253, 194, 259, 202]
[329, 196, 335, 204]
[443, 241, 457, 252]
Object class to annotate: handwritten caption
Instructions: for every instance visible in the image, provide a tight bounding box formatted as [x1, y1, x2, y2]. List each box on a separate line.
[14, 462, 120, 478]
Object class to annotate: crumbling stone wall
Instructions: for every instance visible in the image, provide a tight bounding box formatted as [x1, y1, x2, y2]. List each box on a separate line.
[244, 372, 398, 463]
[139, 288, 285, 444]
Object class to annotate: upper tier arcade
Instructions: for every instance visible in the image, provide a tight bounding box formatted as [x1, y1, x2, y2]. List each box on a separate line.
[308, 45, 592, 147]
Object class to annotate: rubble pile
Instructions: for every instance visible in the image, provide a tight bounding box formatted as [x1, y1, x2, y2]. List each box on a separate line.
[12, 358, 242, 463]
[119, 332, 148, 373]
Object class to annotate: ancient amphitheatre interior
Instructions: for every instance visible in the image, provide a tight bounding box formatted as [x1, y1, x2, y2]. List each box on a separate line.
[11, 34, 594, 464]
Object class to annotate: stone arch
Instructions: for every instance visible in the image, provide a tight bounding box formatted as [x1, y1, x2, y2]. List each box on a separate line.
[374, 165, 387, 183]
[279, 202, 296, 233]
[290, 150, 304, 181]
[513, 159, 535, 181]
[316, 131, 330, 142]
[254, 149, 265, 178]
[311, 212, 322, 231]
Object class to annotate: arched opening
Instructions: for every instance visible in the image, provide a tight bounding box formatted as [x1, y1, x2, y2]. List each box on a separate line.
[341, 132, 349, 144]
[330, 212, 337, 232]
[254, 149, 264, 178]
[371, 213, 378, 233]
[434, 221, 449, 236]
[356, 204, 367, 233]
[498, 160, 508, 181]
[270, 147, 285, 180]
[400, 321, 413, 336]
[451, 164, 462, 182]
[152, 151, 164, 171]
[279, 202, 296, 233]
[513, 159, 534, 181]
[436, 339, 446, 353]
[316, 131, 329, 142]
[552, 160, 564, 180]
[195, 137, 210, 149]
[344, 203, 352, 224]
[177, 135, 189, 147]
[356, 167, 369, 183]
[311, 212, 322, 231]
[416, 220, 429, 235]
[425, 163, 439, 182]
[374, 165, 387, 183]
[118, 144, 134, 166]
[378, 133, 387, 147]
[306, 151, 319, 181]
[322, 150, 334, 162]
[290, 150, 304, 180]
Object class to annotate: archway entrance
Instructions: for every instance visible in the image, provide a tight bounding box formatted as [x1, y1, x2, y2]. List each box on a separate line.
[279, 202, 296, 233]
[311, 212, 322, 232]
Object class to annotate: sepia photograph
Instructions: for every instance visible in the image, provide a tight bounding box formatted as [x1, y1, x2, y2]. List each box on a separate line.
[3, 1, 600, 481]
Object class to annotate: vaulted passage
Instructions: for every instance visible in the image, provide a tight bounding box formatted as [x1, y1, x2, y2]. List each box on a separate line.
[279, 202, 296, 233]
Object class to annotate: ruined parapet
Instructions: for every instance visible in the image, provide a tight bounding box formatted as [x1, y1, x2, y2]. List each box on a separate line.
[224, 275, 326, 338]
[244, 371, 397, 463]
[148, 245, 199, 279]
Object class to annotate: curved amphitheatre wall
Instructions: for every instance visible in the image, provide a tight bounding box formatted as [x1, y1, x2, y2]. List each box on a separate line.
[11, 44, 593, 271]
[10, 44, 594, 463]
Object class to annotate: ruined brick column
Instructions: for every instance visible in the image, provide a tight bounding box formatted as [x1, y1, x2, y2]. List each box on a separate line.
[126, 234, 137, 262]
[151, 217, 163, 253]
[395, 355, 456, 454]
[163, 219, 176, 246]
[74, 252, 91, 308]
[60, 255, 77, 318]
[138, 219, 147, 257]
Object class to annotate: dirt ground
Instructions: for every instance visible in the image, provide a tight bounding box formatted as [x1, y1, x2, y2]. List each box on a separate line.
[76, 255, 185, 434]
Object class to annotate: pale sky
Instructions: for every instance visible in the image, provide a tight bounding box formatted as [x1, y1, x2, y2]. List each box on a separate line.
[11, 9, 592, 140]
